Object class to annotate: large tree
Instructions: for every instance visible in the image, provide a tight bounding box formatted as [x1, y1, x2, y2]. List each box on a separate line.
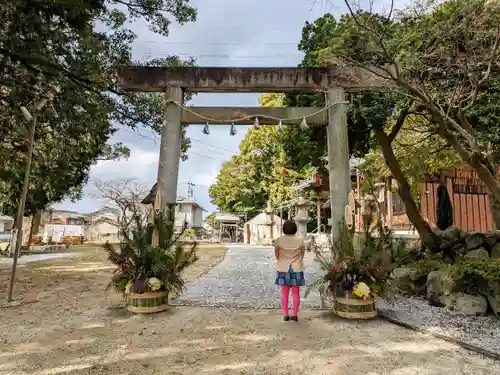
[281, 13, 378, 173]
[0, 1, 196, 217]
[318, 0, 500, 231]
[209, 94, 315, 214]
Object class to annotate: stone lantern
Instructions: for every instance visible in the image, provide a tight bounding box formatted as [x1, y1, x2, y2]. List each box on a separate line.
[263, 200, 275, 245]
[293, 196, 310, 241]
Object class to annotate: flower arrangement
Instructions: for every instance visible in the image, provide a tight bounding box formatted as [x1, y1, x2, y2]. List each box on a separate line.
[104, 206, 198, 299]
[322, 257, 390, 300]
[306, 191, 399, 303]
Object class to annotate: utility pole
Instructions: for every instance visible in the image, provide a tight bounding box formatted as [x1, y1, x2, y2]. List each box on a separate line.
[7, 94, 55, 304]
[187, 182, 195, 199]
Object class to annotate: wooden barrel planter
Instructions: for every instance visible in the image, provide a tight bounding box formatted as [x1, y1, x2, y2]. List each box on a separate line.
[333, 295, 377, 319]
[127, 291, 168, 314]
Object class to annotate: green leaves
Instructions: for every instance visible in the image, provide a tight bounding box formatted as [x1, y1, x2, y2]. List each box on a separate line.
[0, 1, 198, 215]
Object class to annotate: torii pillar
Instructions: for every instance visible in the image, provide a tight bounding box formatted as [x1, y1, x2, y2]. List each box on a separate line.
[156, 87, 183, 213]
[327, 88, 350, 242]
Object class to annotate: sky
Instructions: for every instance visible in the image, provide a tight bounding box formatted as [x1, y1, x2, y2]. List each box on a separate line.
[52, 0, 395, 216]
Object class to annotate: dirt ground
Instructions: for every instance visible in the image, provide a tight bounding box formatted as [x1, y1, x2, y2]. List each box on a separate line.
[0, 245, 499, 375]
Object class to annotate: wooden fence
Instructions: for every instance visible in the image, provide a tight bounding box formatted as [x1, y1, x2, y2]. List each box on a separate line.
[420, 168, 495, 232]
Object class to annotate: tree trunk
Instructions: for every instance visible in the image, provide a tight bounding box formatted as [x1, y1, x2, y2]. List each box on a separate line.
[374, 127, 438, 249]
[486, 162, 500, 230]
[488, 192, 500, 230]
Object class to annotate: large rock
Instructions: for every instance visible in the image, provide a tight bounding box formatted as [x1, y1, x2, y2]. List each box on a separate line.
[491, 243, 500, 259]
[391, 267, 419, 293]
[466, 233, 487, 251]
[427, 270, 455, 307]
[450, 243, 467, 260]
[464, 248, 489, 259]
[447, 293, 488, 315]
[487, 284, 500, 317]
[443, 226, 463, 242]
[484, 231, 500, 249]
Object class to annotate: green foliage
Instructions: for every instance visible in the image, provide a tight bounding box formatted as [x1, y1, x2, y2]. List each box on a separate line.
[359, 117, 461, 197]
[450, 258, 500, 296]
[204, 213, 215, 228]
[104, 209, 198, 296]
[282, 13, 383, 168]
[0, 1, 196, 216]
[319, 1, 500, 205]
[183, 228, 196, 238]
[306, 204, 397, 299]
[209, 100, 314, 213]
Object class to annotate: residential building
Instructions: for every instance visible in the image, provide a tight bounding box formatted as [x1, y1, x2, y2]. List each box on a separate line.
[141, 183, 206, 230]
[0, 215, 13, 243]
[0, 215, 13, 233]
[84, 206, 120, 243]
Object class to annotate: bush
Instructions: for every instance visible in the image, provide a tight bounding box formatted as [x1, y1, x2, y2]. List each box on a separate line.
[104, 208, 198, 297]
[449, 258, 500, 296]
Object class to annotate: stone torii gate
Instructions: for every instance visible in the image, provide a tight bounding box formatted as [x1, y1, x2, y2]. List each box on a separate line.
[115, 66, 386, 240]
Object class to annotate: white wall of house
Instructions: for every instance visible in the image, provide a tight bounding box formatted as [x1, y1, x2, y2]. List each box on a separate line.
[43, 224, 84, 243]
[0, 216, 13, 233]
[175, 203, 192, 228]
[86, 221, 119, 243]
[192, 206, 203, 228]
[244, 213, 284, 245]
[174, 203, 204, 229]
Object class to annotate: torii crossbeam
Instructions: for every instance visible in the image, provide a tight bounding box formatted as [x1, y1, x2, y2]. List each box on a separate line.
[115, 65, 387, 241]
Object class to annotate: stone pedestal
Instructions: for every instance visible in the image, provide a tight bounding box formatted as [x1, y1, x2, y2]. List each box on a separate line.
[263, 201, 275, 246]
[293, 197, 310, 248]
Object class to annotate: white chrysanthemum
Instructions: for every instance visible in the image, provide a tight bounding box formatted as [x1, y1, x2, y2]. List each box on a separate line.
[147, 277, 163, 291]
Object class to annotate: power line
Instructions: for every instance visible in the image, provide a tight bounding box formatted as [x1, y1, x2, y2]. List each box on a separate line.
[140, 40, 302, 45]
[119, 126, 238, 155]
[144, 53, 303, 59]
[116, 127, 230, 163]
[190, 138, 236, 154]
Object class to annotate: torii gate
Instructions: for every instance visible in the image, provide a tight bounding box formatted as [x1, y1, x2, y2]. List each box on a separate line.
[115, 66, 386, 240]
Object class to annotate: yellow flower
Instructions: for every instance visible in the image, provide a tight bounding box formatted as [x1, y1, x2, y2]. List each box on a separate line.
[353, 282, 371, 299]
[147, 277, 163, 291]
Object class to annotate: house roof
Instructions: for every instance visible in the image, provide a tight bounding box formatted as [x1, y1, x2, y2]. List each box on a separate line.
[91, 217, 120, 227]
[50, 210, 86, 219]
[141, 183, 206, 211]
[0, 215, 13, 222]
[214, 212, 241, 223]
[86, 206, 120, 218]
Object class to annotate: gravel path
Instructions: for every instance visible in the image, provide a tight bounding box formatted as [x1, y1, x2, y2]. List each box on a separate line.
[175, 245, 324, 308]
[378, 296, 500, 358]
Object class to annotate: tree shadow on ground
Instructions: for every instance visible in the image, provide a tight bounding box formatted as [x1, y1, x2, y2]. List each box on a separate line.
[1, 306, 498, 375]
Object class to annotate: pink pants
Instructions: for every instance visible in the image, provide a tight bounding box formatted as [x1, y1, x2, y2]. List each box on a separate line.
[280, 285, 300, 317]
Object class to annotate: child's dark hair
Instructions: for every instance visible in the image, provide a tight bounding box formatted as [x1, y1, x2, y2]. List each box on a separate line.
[282, 220, 298, 235]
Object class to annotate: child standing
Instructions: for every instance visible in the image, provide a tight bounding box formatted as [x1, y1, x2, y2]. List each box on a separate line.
[274, 220, 306, 321]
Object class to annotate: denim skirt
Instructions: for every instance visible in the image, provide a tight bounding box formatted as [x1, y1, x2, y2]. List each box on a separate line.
[275, 265, 305, 286]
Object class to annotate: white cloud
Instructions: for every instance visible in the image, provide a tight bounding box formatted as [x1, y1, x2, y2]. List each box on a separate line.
[92, 148, 159, 181]
[190, 169, 218, 187]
